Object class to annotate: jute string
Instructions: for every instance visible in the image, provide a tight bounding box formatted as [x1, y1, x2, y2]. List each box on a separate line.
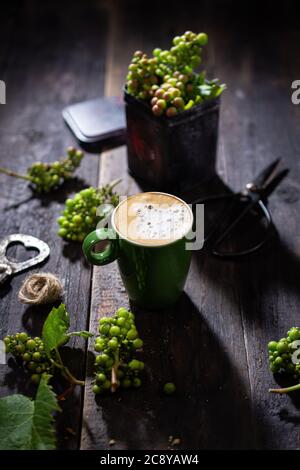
[18, 273, 63, 305]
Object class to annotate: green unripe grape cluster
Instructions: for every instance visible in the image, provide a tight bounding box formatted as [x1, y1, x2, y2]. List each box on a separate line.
[0, 147, 84, 193]
[27, 147, 84, 193]
[92, 307, 144, 395]
[57, 181, 120, 242]
[268, 327, 300, 378]
[3, 333, 54, 384]
[126, 31, 225, 117]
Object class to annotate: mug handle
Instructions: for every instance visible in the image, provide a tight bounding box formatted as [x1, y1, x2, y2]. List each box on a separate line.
[82, 229, 119, 266]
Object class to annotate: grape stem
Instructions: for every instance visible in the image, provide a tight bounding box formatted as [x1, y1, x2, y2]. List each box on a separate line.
[0, 167, 30, 181]
[52, 348, 85, 387]
[107, 178, 122, 189]
[111, 350, 119, 393]
[269, 383, 300, 394]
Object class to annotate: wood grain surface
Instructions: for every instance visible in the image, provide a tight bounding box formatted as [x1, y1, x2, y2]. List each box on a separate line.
[0, 0, 108, 449]
[1, 0, 300, 450]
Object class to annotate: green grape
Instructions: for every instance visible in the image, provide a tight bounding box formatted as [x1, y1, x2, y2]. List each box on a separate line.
[31, 374, 41, 384]
[58, 180, 120, 242]
[19, 332, 28, 343]
[103, 379, 112, 390]
[156, 99, 167, 110]
[32, 352, 41, 362]
[173, 97, 185, 109]
[288, 327, 300, 341]
[23, 352, 31, 362]
[96, 354, 109, 366]
[96, 373, 107, 383]
[108, 338, 118, 350]
[92, 384, 102, 394]
[128, 359, 141, 370]
[127, 329, 138, 340]
[93, 306, 144, 395]
[133, 338, 143, 349]
[15, 344, 25, 354]
[152, 104, 164, 117]
[132, 377, 142, 388]
[277, 342, 289, 354]
[95, 343, 104, 353]
[116, 317, 126, 327]
[99, 317, 111, 324]
[166, 107, 177, 117]
[121, 378, 131, 388]
[106, 357, 114, 369]
[4, 333, 55, 383]
[0, 147, 84, 193]
[268, 341, 277, 352]
[99, 324, 110, 336]
[274, 357, 283, 366]
[125, 31, 225, 117]
[163, 382, 176, 395]
[197, 32, 208, 45]
[268, 327, 300, 394]
[26, 339, 36, 350]
[109, 326, 121, 337]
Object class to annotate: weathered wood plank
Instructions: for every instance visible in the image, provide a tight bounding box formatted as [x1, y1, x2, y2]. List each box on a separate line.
[0, 0, 108, 449]
[2, 0, 299, 451]
[221, 31, 300, 448]
[200, 1, 300, 449]
[80, 1, 255, 450]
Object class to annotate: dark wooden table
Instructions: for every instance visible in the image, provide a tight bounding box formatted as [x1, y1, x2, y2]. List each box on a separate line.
[1, 0, 300, 450]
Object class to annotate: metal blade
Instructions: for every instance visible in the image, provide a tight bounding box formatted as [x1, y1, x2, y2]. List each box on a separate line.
[261, 168, 289, 199]
[251, 158, 281, 188]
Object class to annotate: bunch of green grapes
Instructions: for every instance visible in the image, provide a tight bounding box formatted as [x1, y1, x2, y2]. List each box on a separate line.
[0, 147, 84, 193]
[268, 327, 300, 378]
[4, 333, 54, 384]
[126, 51, 160, 101]
[126, 31, 225, 116]
[58, 180, 120, 242]
[92, 307, 144, 395]
[154, 31, 208, 71]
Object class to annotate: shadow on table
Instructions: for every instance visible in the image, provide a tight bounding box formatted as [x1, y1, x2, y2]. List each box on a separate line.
[21, 302, 61, 335]
[189, 175, 300, 446]
[2, 177, 88, 211]
[62, 241, 89, 263]
[89, 293, 256, 450]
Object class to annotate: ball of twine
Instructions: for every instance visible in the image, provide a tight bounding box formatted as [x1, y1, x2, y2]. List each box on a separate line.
[18, 273, 64, 305]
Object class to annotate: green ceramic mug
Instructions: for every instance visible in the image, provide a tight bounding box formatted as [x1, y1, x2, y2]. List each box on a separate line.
[82, 192, 193, 309]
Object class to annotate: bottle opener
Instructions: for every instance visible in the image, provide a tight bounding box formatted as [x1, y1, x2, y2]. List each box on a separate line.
[0, 234, 50, 285]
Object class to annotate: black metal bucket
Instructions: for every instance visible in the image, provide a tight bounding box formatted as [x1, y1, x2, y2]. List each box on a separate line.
[124, 90, 220, 192]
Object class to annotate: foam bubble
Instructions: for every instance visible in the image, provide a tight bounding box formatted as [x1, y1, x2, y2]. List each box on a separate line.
[114, 193, 192, 246]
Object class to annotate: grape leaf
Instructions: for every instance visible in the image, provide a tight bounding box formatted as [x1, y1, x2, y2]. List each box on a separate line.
[0, 375, 60, 450]
[31, 374, 60, 449]
[0, 395, 33, 449]
[42, 304, 70, 355]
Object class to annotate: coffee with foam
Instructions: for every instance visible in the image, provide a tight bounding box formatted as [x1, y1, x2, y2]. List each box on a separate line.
[113, 192, 192, 246]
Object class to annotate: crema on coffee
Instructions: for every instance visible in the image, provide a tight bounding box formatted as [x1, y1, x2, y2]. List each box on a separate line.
[113, 192, 192, 246]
